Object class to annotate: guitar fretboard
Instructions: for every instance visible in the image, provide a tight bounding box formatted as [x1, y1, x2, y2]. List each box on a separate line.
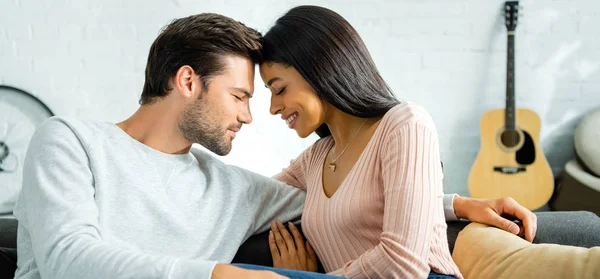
[505, 32, 516, 131]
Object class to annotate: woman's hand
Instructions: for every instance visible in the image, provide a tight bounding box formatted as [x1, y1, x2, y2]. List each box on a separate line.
[269, 220, 318, 272]
[454, 196, 537, 242]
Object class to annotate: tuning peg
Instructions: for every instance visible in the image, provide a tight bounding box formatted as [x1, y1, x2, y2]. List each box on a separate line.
[506, 5, 511, 10]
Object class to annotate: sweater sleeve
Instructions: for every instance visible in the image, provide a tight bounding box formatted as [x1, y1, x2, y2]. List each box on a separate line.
[16, 118, 217, 279]
[272, 143, 318, 192]
[244, 143, 318, 234]
[444, 194, 459, 221]
[232, 166, 306, 235]
[329, 120, 444, 279]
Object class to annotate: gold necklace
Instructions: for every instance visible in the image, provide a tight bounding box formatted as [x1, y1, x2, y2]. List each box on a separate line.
[328, 119, 368, 172]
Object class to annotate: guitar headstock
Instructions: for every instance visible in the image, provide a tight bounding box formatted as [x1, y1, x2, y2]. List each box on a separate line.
[503, 1, 520, 31]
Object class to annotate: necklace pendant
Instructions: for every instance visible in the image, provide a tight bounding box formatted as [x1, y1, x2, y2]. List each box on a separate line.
[328, 163, 337, 172]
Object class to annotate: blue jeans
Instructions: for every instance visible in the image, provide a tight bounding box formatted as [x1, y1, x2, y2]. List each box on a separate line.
[234, 264, 454, 279]
[233, 264, 346, 279]
[428, 271, 455, 279]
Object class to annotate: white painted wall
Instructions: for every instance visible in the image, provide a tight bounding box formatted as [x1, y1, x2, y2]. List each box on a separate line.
[1, 0, 599, 196]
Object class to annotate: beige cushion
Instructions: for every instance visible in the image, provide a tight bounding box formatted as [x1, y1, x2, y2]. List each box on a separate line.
[575, 107, 600, 177]
[452, 222, 600, 279]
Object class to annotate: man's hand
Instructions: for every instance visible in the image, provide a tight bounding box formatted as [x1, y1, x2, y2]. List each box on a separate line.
[269, 220, 318, 272]
[212, 264, 288, 279]
[454, 196, 538, 242]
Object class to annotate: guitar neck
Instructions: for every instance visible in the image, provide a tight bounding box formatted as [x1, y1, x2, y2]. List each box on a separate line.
[505, 32, 516, 131]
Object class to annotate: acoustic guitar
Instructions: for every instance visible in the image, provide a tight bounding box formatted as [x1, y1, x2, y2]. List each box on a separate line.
[468, 1, 554, 210]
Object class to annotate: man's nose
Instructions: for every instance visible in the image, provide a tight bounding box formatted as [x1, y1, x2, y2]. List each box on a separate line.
[239, 104, 252, 124]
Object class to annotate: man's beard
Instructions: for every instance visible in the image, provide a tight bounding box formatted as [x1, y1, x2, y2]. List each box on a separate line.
[178, 96, 235, 156]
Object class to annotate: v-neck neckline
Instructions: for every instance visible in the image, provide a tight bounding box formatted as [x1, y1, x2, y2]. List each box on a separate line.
[318, 106, 397, 200]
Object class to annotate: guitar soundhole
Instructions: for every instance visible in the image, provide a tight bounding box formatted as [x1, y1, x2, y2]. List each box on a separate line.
[500, 130, 520, 148]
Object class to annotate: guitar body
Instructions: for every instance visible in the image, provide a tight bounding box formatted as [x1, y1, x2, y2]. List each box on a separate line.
[469, 108, 554, 210]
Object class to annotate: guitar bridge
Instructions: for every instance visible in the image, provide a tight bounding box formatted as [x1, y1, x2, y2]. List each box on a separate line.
[493, 167, 526, 174]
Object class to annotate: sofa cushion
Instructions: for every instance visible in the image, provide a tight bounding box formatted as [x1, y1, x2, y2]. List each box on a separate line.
[0, 217, 17, 249]
[0, 247, 17, 278]
[452, 222, 600, 279]
[532, 211, 600, 247]
[574, 106, 600, 177]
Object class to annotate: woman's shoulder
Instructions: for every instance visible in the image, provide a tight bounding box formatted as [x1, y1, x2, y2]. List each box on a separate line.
[382, 101, 438, 132]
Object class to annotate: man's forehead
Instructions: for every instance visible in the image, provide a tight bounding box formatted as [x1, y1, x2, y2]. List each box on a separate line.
[220, 54, 254, 72]
[216, 55, 254, 87]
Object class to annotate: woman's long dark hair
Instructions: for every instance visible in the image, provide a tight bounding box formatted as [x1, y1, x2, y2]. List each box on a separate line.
[261, 5, 400, 138]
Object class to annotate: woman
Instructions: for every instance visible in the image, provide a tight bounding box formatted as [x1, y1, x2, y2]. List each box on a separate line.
[258, 5, 461, 279]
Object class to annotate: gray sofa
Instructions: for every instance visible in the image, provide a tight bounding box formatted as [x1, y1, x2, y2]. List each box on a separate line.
[2, 211, 600, 278]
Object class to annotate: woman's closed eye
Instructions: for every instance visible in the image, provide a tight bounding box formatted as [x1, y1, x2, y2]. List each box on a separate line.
[276, 87, 286, 96]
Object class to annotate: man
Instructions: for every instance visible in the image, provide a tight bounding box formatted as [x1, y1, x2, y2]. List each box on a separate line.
[13, 13, 536, 279]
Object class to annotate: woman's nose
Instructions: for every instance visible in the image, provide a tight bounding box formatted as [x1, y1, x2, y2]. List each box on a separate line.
[270, 95, 283, 115]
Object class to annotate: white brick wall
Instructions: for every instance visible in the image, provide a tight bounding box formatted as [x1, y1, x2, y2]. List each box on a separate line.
[1, 0, 599, 196]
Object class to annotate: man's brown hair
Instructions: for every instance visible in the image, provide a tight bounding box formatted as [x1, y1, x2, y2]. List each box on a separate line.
[140, 13, 262, 105]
